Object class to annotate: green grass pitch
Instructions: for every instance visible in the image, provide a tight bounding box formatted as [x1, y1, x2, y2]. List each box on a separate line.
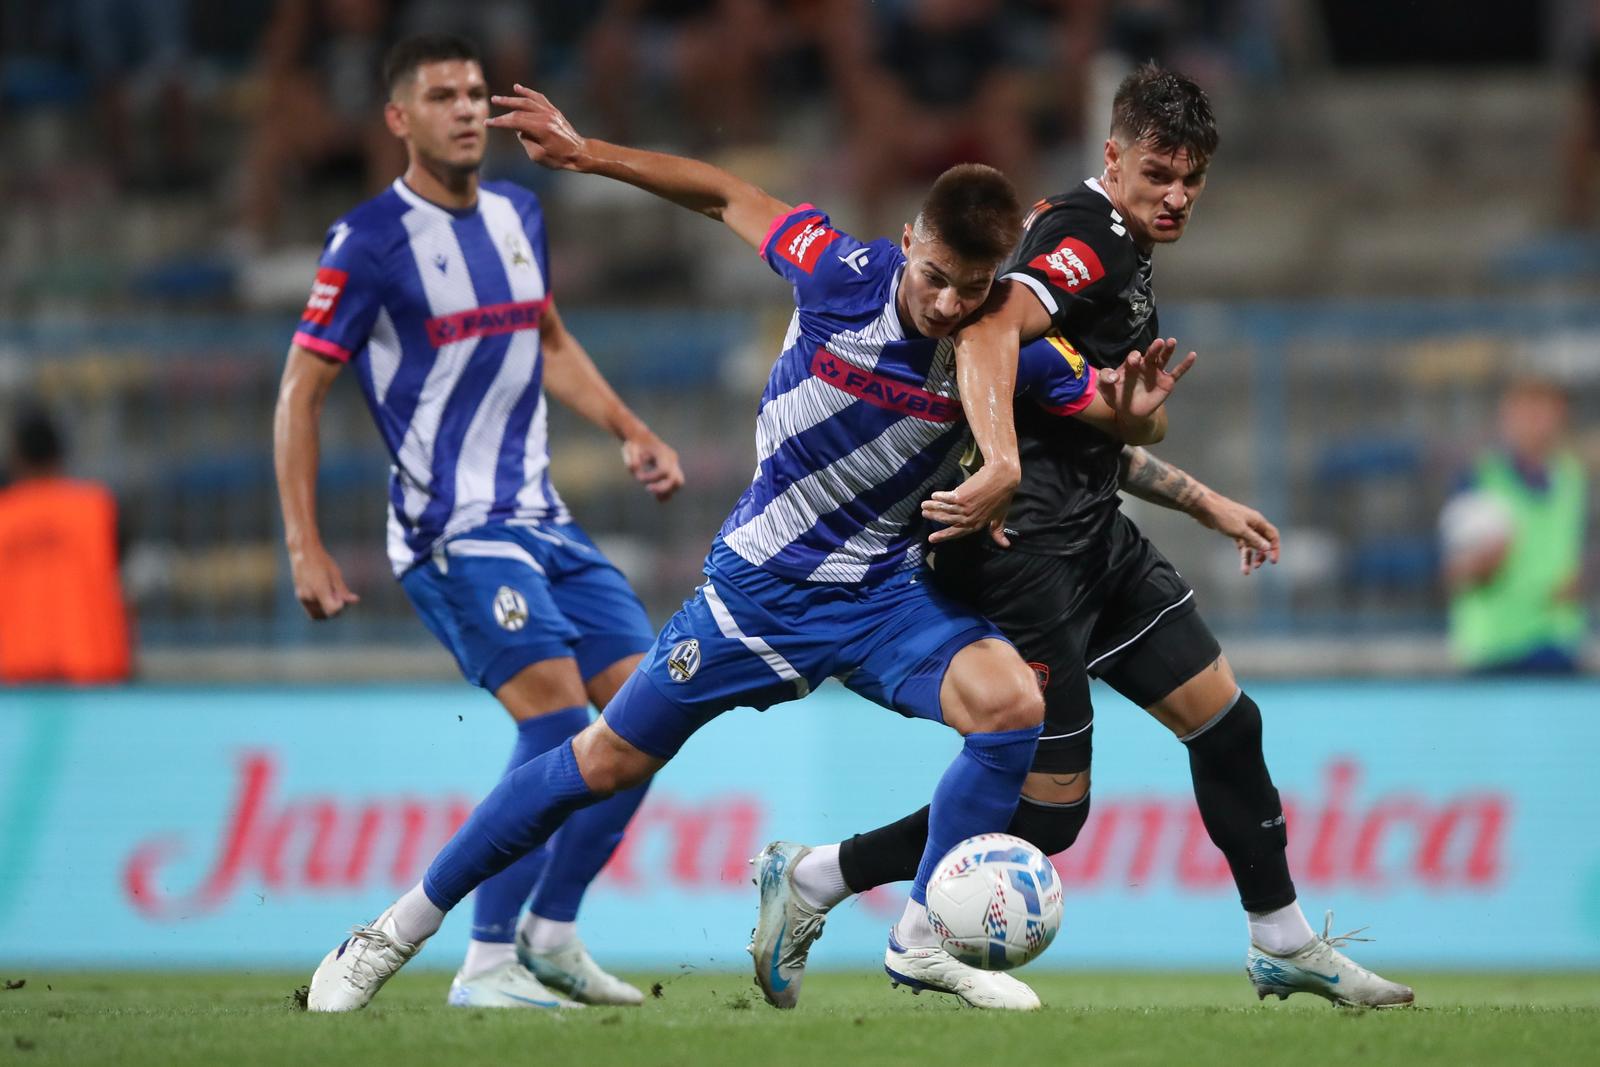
[3, 970, 1597, 1066]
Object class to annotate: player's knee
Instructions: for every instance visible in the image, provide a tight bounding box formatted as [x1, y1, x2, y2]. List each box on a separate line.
[1179, 688, 1262, 749]
[1009, 792, 1092, 856]
[967, 673, 1044, 735]
[571, 721, 658, 796]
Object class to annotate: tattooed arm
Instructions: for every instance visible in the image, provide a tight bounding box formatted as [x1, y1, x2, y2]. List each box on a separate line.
[1119, 445, 1208, 512]
[1119, 446, 1281, 574]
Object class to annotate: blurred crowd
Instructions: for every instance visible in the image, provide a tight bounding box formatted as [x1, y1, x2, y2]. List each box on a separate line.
[0, 0, 1495, 254]
[1, 2, 1597, 297]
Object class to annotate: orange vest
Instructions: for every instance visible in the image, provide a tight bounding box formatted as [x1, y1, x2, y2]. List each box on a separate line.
[0, 477, 132, 684]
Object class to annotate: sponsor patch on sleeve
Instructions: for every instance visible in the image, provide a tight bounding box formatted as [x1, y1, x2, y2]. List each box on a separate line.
[301, 266, 348, 327]
[1028, 237, 1105, 293]
[774, 215, 841, 274]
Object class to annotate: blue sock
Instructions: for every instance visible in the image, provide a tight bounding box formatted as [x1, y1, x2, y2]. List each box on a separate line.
[469, 708, 590, 942]
[423, 737, 597, 912]
[529, 781, 650, 922]
[911, 724, 1042, 903]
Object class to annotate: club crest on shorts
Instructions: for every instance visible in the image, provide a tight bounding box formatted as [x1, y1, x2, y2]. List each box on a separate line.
[493, 586, 529, 632]
[667, 638, 701, 683]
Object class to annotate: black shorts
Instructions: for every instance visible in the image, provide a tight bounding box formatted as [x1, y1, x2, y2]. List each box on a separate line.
[928, 512, 1221, 775]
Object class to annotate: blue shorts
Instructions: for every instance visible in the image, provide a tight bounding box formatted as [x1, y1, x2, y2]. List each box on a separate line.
[400, 521, 654, 693]
[603, 540, 1006, 759]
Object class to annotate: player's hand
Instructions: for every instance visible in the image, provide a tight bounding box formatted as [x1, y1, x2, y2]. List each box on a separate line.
[1195, 493, 1280, 575]
[289, 544, 360, 620]
[922, 462, 1018, 547]
[487, 85, 588, 170]
[622, 432, 684, 502]
[1101, 337, 1197, 420]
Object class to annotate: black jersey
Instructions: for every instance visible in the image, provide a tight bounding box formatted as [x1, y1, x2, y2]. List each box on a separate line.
[993, 178, 1159, 554]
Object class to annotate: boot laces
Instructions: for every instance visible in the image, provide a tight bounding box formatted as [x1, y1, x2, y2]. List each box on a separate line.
[343, 924, 406, 987]
[1319, 909, 1374, 950]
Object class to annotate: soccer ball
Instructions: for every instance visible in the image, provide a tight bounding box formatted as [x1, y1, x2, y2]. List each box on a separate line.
[924, 832, 1063, 971]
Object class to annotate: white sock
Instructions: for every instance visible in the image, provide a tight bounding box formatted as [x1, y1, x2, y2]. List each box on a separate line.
[792, 844, 849, 909]
[894, 898, 935, 948]
[520, 914, 577, 954]
[459, 939, 516, 979]
[1247, 901, 1316, 955]
[390, 881, 446, 944]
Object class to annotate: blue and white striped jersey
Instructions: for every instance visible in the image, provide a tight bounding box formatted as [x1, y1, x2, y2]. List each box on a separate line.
[293, 178, 568, 575]
[722, 205, 1098, 585]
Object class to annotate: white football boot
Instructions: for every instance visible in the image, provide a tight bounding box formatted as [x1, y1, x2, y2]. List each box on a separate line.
[747, 841, 829, 1009]
[1246, 911, 1414, 1008]
[307, 906, 424, 1012]
[518, 932, 643, 1006]
[447, 960, 583, 1009]
[884, 930, 1042, 1011]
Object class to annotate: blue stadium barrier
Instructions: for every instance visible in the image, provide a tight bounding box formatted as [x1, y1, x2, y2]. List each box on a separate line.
[2, 680, 1597, 971]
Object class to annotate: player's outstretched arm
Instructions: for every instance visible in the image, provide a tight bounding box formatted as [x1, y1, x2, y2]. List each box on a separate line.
[541, 300, 684, 502]
[923, 282, 1052, 547]
[488, 86, 790, 251]
[1118, 446, 1280, 574]
[273, 346, 361, 618]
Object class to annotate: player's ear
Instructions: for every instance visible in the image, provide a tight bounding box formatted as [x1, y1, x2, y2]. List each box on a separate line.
[901, 224, 913, 254]
[384, 100, 408, 141]
[1103, 137, 1120, 175]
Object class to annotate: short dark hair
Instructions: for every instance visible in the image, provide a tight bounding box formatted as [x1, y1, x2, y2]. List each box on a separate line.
[13, 406, 64, 468]
[1110, 64, 1218, 167]
[383, 33, 481, 97]
[914, 164, 1023, 264]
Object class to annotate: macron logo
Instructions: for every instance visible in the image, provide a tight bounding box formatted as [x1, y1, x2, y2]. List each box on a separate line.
[326, 222, 352, 257]
[840, 248, 870, 275]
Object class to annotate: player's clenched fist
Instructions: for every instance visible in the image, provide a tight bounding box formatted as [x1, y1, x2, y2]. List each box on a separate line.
[622, 432, 685, 502]
[487, 85, 588, 170]
[288, 543, 360, 620]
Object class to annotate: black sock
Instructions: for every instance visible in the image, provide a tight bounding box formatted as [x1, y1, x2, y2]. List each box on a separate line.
[837, 793, 1092, 894]
[839, 807, 928, 894]
[1182, 690, 1297, 912]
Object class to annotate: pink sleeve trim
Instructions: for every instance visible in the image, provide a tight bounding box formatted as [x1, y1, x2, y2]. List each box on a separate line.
[1041, 365, 1099, 416]
[293, 330, 353, 363]
[758, 203, 816, 258]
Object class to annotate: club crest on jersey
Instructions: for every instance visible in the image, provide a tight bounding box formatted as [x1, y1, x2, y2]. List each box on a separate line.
[1030, 237, 1104, 291]
[493, 586, 529, 632]
[774, 214, 840, 273]
[1128, 290, 1153, 327]
[301, 267, 348, 326]
[667, 639, 701, 683]
[505, 233, 532, 268]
